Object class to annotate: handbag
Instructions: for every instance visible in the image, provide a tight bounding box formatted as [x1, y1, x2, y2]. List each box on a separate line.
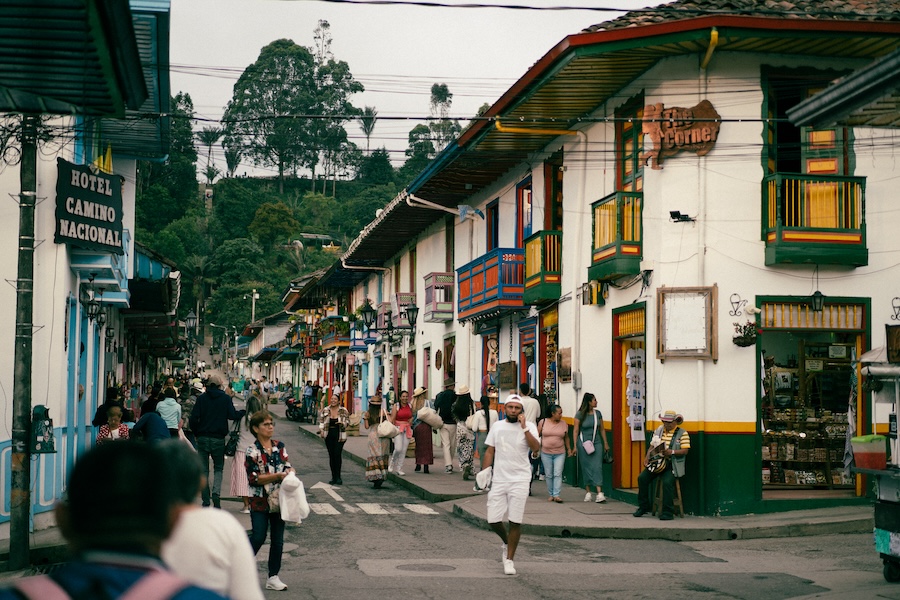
[417, 406, 444, 429]
[377, 410, 400, 438]
[603, 449, 614, 464]
[580, 409, 599, 455]
[224, 419, 242, 457]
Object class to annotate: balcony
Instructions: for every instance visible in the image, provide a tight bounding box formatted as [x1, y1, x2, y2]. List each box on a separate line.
[588, 191, 642, 282]
[762, 174, 867, 266]
[318, 316, 350, 351]
[457, 247, 524, 322]
[391, 292, 416, 328]
[524, 230, 561, 305]
[424, 272, 454, 323]
[349, 322, 368, 351]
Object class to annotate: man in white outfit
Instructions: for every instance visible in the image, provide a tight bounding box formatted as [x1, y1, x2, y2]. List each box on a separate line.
[481, 394, 540, 576]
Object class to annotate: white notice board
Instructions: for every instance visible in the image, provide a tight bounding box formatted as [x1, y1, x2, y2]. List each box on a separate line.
[657, 286, 718, 361]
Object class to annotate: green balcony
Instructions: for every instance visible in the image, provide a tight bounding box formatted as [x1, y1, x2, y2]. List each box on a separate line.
[524, 230, 561, 305]
[762, 174, 867, 267]
[588, 191, 643, 282]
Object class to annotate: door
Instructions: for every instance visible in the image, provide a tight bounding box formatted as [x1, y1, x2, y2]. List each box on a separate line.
[612, 305, 646, 490]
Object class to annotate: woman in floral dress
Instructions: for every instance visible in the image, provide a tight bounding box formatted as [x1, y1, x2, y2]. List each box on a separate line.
[363, 392, 390, 489]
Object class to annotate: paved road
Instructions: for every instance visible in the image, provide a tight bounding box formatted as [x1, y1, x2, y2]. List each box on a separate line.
[251, 404, 900, 599]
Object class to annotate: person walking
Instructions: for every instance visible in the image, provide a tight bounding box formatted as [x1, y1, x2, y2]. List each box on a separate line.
[539, 404, 571, 502]
[157, 388, 182, 438]
[470, 394, 498, 462]
[363, 393, 390, 488]
[433, 382, 458, 473]
[160, 440, 265, 600]
[231, 393, 262, 513]
[481, 394, 541, 576]
[319, 391, 350, 484]
[411, 387, 434, 474]
[245, 410, 293, 592]
[96, 405, 129, 445]
[452, 386, 477, 480]
[190, 373, 245, 509]
[573, 392, 610, 503]
[388, 389, 413, 476]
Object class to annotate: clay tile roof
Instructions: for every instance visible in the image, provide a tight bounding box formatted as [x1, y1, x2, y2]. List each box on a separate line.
[582, 0, 900, 33]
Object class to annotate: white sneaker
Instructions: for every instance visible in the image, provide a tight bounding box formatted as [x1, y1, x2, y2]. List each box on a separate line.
[266, 575, 287, 591]
[595, 492, 607, 503]
[538, 474, 545, 481]
[503, 558, 517, 575]
[396, 470, 406, 476]
[584, 492, 592, 502]
[500, 543, 508, 561]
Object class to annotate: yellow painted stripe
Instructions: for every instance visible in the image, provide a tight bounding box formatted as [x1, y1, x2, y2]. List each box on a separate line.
[594, 247, 616, 261]
[782, 231, 861, 243]
[767, 232, 776, 242]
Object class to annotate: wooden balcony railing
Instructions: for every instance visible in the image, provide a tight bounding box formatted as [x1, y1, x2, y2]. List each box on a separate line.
[524, 230, 561, 305]
[424, 272, 454, 322]
[457, 248, 524, 322]
[588, 191, 642, 282]
[762, 173, 867, 266]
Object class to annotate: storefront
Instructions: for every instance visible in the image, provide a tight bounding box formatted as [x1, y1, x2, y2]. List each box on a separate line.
[758, 297, 868, 498]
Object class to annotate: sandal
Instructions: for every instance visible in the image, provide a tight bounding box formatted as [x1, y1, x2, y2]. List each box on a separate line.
[553, 497, 564, 503]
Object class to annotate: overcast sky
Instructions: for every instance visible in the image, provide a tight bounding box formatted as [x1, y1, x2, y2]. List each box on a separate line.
[170, 0, 654, 175]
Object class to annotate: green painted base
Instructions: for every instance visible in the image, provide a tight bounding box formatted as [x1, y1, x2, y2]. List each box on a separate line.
[765, 244, 868, 267]
[587, 256, 641, 282]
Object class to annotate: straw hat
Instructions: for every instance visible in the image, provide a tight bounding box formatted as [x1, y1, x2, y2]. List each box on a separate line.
[659, 410, 684, 424]
[413, 386, 427, 397]
[455, 384, 469, 395]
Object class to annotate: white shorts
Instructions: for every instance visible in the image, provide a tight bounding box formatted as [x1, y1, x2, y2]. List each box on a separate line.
[486, 479, 529, 524]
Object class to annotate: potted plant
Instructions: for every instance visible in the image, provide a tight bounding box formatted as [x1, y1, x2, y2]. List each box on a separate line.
[733, 321, 758, 347]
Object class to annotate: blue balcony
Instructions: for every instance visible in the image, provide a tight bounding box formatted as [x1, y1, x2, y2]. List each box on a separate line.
[457, 248, 524, 322]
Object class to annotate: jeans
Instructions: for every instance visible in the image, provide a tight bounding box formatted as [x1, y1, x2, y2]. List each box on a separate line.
[325, 426, 345, 480]
[391, 433, 410, 472]
[637, 465, 676, 516]
[475, 431, 489, 464]
[439, 423, 457, 469]
[541, 452, 565, 497]
[249, 510, 285, 577]
[196, 436, 225, 505]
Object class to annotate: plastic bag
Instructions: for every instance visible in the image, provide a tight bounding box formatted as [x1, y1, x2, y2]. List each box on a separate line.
[278, 472, 310, 524]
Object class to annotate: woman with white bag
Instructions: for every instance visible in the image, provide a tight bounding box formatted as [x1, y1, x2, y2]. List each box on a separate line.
[573, 393, 610, 503]
[363, 393, 391, 489]
[411, 387, 435, 473]
[245, 410, 294, 591]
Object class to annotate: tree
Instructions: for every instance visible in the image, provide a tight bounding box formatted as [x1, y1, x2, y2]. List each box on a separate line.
[247, 201, 300, 248]
[359, 147, 394, 186]
[222, 142, 242, 178]
[358, 106, 377, 154]
[222, 39, 318, 193]
[197, 126, 221, 172]
[429, 83, 461, 152]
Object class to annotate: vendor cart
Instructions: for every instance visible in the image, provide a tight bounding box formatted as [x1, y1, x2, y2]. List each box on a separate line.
[857, 345, 900, 583]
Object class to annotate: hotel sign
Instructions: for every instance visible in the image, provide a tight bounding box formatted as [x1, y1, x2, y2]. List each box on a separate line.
[641, 100, 721, 170]
[55, 158, 123, 254]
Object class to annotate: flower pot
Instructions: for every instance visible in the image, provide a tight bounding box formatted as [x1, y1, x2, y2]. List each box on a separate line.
[733, 336, 755, 347]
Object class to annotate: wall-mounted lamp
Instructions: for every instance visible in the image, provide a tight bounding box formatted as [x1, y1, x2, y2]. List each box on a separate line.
[809, 266, 825, 313]
[729, 293, 747, 317]
[669, 210, 695, 222]
[360, 301, 418, 344]
[83, 274, 101, 321]
[892, 297, 900, 321]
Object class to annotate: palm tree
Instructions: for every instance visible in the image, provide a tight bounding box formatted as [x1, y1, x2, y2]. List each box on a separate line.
[197, 126, 222, 174]
[358, 106, 377, 155]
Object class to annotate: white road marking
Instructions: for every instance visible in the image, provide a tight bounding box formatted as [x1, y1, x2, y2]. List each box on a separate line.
[310, 481, 344, 502]
[357, 503, 390, 514]
[341, 503, 362, 513]
[309, 503, 340, 515]
[403, 504, 438, 515]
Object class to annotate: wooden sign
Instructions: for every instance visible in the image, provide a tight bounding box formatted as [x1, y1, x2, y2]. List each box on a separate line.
[498, 361, 517, 390]
[641, 100, 721, 170]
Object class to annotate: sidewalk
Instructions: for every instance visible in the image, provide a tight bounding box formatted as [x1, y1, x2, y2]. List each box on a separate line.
[303, 423, 876, 543]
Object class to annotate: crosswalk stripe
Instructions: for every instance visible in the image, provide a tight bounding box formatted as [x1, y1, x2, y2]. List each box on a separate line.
[341, 503, 362, 513]
[403, 503, 438, 515]
[309, 503, 340, 515]
[357, 503, 390, 514]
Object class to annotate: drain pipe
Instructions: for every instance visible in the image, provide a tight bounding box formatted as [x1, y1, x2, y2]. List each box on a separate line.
[494, 119, 588, 402]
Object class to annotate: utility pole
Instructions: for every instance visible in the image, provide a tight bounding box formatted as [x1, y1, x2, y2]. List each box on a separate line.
[246, 288, 259, 322]
[10, 115, 38, 569]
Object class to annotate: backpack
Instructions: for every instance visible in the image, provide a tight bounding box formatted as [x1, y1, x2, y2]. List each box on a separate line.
[13, 570, 188, 600]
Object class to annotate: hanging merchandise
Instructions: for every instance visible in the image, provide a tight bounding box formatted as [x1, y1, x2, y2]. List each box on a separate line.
[625, 348, 646, 441]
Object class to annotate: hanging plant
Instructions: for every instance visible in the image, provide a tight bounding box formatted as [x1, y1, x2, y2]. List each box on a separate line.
[732, 321, 758, 347]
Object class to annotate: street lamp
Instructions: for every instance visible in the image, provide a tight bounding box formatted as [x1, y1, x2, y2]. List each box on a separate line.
[359, 301, 418, 344]
[244, 289, 260, 322]
[185, 310, 198, 332]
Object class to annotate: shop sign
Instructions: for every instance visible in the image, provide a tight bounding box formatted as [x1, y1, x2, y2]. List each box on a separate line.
[641, 100, 721, 170]
[54, 158, 123, 255]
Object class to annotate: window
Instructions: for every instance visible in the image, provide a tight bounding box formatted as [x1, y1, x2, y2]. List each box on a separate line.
[516, 177, 532, 248]
[544, 151, 563, 231]
[616, 94, 644, 193]
[486, 199, 499, 251]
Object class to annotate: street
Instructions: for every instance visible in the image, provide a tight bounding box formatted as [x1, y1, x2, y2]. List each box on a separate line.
[244, 405, 900, 600]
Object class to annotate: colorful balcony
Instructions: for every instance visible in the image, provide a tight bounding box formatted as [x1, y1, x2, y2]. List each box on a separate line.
[588, 191, 642, 282]
[424, 272, 454, 322]
[318, 316, 350, 350]
[457, 247, 524, 322]
[349, 322, 368, 351]
[391, 292, 416, 328]
[762, 174, 867, 267]
[524, 230, 561, 305]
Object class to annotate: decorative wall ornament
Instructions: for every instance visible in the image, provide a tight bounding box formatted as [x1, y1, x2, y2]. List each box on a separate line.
[640, 100, 721, 170]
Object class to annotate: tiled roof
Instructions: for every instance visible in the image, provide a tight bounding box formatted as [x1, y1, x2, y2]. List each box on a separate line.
[584, 0, 900, 33]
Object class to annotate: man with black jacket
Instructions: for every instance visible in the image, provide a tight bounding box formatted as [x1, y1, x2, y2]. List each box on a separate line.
[434, 382, 458, 473]
[189, 373, 244, 508]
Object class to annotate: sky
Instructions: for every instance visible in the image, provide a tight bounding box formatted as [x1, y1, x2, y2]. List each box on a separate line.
[169, 0, 655, 176]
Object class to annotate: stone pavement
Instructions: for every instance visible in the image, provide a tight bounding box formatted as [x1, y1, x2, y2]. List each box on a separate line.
[298, 420, 876, 543]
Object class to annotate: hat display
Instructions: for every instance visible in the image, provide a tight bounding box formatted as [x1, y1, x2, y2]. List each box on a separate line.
[504, 394, 523, 406]
[660, 410, 684, 424]
[455, 384, 469, 395]
[413, 386, 427, 397]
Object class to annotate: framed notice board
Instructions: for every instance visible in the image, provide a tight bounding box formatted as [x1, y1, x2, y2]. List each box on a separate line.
[657, 285, 718, 362]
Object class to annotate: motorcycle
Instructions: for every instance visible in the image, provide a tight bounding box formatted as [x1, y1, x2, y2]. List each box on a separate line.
[285, 394, 303, 422]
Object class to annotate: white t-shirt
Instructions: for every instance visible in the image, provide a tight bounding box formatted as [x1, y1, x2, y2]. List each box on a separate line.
[484, 419, 539, 483]
[470, 409, 499, 432]
[162, 507, 264, 600]
[520, 395, 541, 424]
